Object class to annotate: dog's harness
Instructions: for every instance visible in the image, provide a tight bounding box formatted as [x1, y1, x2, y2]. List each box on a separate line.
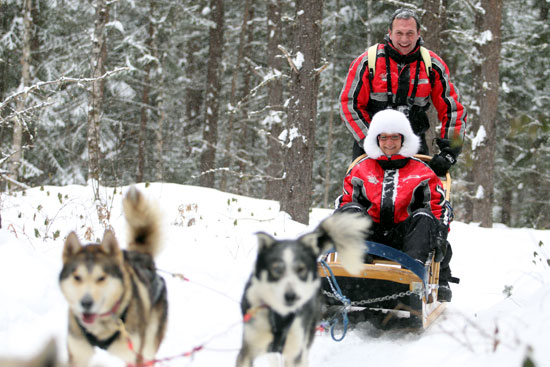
[267, 309, 296, 353]
[76, 304, 130, 350]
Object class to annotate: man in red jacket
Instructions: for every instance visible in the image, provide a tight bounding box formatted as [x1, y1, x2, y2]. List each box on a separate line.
[336, 109, 454, 301]
[340, 8, 466, 177]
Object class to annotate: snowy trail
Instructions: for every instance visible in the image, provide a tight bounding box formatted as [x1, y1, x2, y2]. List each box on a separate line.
[1, 183, 549, 366]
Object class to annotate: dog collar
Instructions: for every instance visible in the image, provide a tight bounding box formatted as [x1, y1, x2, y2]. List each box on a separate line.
[243, 304, 267, 322]
[100, 298, 122, 317]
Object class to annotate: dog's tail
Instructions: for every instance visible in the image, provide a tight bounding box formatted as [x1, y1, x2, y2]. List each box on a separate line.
[303, 213, 370, 275]
[123, 186, 162, 257]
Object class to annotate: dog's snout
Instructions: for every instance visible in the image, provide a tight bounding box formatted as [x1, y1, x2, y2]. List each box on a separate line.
[284, 290, 298, 305]
[80, 295, 94, 311]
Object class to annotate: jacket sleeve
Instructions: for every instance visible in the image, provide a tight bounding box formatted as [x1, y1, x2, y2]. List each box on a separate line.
[337, 165, 372, 211]
[338, 170, 356, 208]
[428, 51, 467, 144]
[427, 172, 451, 227]
[339, 51, 372, 142]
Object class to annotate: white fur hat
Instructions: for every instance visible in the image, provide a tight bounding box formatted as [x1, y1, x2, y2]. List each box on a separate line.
[363, 109, 420, 158]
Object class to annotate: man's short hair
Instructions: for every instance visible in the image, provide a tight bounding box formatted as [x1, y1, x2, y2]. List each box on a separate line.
[390, 8, 421, 31]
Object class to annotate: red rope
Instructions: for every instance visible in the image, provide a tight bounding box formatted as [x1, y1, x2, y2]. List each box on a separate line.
[126, 345, 205, 367]
[121, 270, 259, 366]
[243, 305, 266, 323]
[171, 272, 190, 282]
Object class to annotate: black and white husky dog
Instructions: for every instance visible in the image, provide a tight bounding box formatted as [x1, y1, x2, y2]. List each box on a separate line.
[237, 213, 370, 367]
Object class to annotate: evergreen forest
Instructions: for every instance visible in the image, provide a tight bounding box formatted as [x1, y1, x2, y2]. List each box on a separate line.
[1, 0, 549, 228]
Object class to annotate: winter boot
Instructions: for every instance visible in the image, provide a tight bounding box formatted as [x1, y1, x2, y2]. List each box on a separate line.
[438, 280, 452, 302]
[437, 240, 455, 302]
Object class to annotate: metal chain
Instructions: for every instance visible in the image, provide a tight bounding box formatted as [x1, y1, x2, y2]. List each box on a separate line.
[322, 287, 424, 307]
[320, 257, 441, 308]
[319, 261, 351, 306]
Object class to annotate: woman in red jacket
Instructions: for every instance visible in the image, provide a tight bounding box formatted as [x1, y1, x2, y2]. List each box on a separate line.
[336, 109, 454, 301]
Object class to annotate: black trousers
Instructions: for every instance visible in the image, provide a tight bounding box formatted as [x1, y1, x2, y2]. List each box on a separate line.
[368, 209, 452, 282]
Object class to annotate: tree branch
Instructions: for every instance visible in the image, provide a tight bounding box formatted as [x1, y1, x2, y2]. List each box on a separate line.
[277, 45, 299, 73]
[0, 172, 32, 189]
[0, 67, 130, 114]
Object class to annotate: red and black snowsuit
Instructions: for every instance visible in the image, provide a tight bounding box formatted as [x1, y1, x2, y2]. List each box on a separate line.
[340, 41, 467, 156]
[337, 154, 450, 262]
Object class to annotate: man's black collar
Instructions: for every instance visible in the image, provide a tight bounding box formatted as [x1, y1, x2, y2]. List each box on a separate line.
[377, 156, 410, 170]
[384, 36, 423, 64]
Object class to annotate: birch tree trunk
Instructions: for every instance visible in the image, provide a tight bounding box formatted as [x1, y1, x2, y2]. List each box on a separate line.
[500, 140, 514, 225]
[421, 0, 444, 56]
[322, 0, 340, 208]
[280, 0, 323, 224]
[472, 0, 502, 227]
[152, 1, 164, 182]
[9, 0, 32, 183]
[137, 0, 156, 183]
[155, 54, 165, 182]
[219, 0, 252, 192]
[422, 0, 446, 154]
[235, 2, 255, 197]
[265, 0, 285, 202]
[183, 7, 204, 159]
[87, 0, 109, 192]
[199, 0, 224, 188]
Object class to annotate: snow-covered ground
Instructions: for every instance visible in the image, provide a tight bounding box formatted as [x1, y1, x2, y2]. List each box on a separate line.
[1, 183, 549, 366]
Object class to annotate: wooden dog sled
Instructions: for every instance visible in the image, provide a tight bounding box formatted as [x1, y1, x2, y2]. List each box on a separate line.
[318, 154, 451, 331]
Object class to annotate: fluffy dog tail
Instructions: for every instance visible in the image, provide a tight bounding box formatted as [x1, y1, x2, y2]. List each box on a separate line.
[123, 186, 162, 257]
[302, 213, 370, 275]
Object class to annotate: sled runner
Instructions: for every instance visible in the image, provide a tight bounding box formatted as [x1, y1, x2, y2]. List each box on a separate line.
[318, 154, 451, 332]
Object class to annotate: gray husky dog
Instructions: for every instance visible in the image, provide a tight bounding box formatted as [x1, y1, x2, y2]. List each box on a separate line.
[59, 187, 167, 367]
[237, 213, 370, 367]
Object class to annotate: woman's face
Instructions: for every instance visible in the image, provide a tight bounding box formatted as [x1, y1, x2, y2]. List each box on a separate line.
[378, 133, 403, 156]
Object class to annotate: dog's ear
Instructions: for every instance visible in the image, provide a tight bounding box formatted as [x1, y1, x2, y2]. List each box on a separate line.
[63, 232, 82, 264]
[100, 230, 123, 261]
[255, 231, 276, 251]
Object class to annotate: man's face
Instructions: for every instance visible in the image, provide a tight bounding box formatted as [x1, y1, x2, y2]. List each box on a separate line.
[389, 18, 420, 55]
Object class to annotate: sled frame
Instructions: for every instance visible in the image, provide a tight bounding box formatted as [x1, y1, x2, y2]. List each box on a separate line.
[319, 245, 445, 329]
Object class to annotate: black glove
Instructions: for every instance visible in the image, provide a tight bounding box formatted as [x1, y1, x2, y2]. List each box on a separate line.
[429, 138, 462, 176]
[334, 202, 367, 215]
[432, 223, 449, 263]
[434, 238, 448, 263]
